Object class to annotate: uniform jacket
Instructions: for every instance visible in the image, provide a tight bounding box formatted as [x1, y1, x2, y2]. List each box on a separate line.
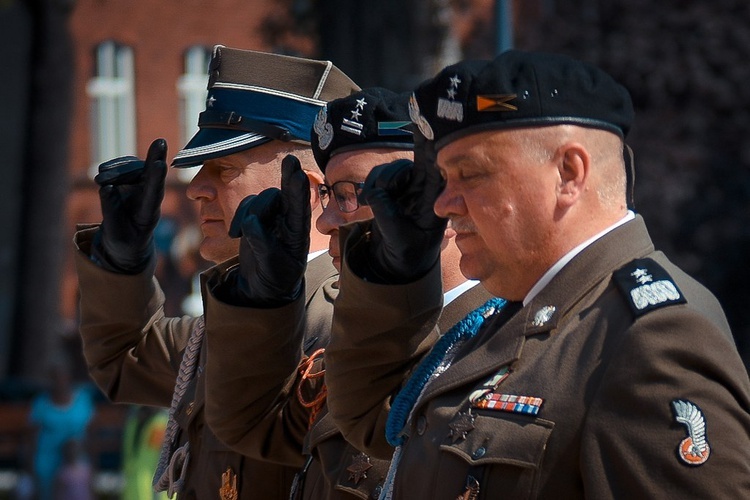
[326, 215, 750, 499]
[75, 226, 332, 499]
[204, 247, 490, 499]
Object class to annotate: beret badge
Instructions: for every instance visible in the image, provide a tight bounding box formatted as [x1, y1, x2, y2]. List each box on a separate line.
[314, 107, 334, 151]
[408, 93, 434, 140]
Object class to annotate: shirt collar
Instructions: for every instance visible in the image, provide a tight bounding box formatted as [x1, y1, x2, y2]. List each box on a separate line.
[523, 211, 635, 306]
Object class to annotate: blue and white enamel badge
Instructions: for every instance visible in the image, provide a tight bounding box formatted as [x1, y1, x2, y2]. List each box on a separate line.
[313, 107, 333, 150]
[672, 399, 710, 466]
[613, 258, 686, 317]
[437, 74, 464, 122]
[408, 93, 434, 140]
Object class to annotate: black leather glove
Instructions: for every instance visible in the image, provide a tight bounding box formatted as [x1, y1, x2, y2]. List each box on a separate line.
[220, 155, 311, 307]
[91, 139, 167, 274]
[354, 130, 447, 283]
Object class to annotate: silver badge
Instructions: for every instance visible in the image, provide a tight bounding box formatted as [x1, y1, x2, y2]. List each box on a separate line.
[408, 93, 434, 140]
[436, 74, 464, 122]
[313, 107, 334, 150]
[531, 305, 556, 327]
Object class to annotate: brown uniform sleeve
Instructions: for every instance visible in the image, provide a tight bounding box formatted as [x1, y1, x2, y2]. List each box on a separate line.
[582, 305, 750, 497]
[74, 227, 198, 407]
[325, 224, 444, 459]
[202, 255, 337, 466]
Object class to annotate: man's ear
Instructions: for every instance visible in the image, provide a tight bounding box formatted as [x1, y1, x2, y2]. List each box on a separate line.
[556, 143, 589, 209]
[305, 170, 325, 209]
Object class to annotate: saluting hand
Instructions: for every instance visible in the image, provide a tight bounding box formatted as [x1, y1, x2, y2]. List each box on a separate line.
[92, 138, 168, 274]
[226, 154, 311, 307]
[358, 130, 447, 283]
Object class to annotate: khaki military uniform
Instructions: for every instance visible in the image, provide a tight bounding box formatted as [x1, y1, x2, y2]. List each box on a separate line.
[326, 216, 750, 498]
[75, 226, 332, 499]
[204, 250, 490, 499]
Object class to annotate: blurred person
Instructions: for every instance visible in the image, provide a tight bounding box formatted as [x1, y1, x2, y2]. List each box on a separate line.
[29, 360, 94, 500]
[121, 406, 168, 500]
[74, 46, 358, 498]
[54, 439, 93, 500]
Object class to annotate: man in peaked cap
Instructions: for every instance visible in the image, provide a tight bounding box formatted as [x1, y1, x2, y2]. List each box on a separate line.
[74, 45, 358, 499]
[200, 87, 491, 499]
[324, 50, 750, 498]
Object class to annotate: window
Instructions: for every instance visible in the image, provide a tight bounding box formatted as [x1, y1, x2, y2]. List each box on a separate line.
[86, 41, 136, 177]
[176, 46, 211, 182]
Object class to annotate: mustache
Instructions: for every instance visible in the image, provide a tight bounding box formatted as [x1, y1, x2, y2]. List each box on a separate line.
[448, 217, 477, 233]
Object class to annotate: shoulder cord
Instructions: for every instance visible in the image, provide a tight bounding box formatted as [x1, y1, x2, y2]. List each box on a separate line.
[153, 315, 205, 494]
[379, 298, 505, 500]
[297, 348, 328, 429]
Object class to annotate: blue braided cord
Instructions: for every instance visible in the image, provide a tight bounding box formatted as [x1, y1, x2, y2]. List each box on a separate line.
[385, 297, 506, 446]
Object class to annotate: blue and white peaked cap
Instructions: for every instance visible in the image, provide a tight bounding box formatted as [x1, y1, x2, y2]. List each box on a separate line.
[172, 45, 360, 168]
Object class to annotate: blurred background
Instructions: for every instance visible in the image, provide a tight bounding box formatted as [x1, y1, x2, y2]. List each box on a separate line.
[1, 0, 749, 497]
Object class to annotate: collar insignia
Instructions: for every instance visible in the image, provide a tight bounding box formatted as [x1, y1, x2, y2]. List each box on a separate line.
[531, 305, 556, 327]
[476, 94, 518, 112]
[313, 107, 333, 150]
[673, 399, 710, 466]
[408, 93, 434, 140]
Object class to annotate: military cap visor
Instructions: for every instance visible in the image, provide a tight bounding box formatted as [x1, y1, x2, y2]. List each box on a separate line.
[410, 50, 634, 151]
[172, 46, 359, 168]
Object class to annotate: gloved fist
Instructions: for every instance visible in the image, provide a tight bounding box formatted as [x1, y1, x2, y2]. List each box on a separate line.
[223, 155, 311, 307]
[356, 130, 447, 283]
[92, 138, 168, 274]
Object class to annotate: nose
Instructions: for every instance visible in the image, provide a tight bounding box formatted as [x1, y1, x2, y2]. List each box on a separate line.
[433, 179, 465, 219]
[315, 202, 346, 237]
[185, 166, 213, 201]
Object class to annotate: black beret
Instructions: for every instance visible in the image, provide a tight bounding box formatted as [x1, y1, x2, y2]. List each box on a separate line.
[410, 50, 635, 150]
[312, 87, 413, 172]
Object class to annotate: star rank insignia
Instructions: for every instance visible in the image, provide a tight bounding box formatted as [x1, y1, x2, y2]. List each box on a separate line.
[613, 258, 686, 317]
[437, 74, 464, 122]
[219, 467, 238, 500]
[672, 399, 711, 466]
[346, 452, 373, 484]
[448, 410, 476, 443]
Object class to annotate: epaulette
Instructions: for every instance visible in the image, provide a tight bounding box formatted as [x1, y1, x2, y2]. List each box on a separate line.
[613, 258, 686, 317]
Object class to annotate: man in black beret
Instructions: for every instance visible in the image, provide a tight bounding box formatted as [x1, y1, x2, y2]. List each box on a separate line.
[74, 45, 359, 499]
[324, 50, 750, 498]
[200, 87, 491, 499]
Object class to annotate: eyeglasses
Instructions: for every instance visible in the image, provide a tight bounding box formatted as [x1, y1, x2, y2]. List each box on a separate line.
[318, 181, 365, 213]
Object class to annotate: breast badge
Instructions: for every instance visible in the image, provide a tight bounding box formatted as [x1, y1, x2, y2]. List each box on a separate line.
[219, 467, 238, 500]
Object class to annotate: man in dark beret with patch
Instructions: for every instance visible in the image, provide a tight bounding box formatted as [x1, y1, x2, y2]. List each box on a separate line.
[201, 87, 490, 499]
[324, 50, 750, 498]
[74, 45, 359, 498]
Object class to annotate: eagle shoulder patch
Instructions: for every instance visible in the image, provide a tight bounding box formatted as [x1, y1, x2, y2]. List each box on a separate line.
[613, 258, 686, 317]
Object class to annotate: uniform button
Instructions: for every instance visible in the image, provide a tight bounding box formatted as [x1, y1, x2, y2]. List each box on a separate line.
[371, 485, 382, 499]
[186, 401, 195, 416]
[416, 415, 427, 436]
[472, 447, 486, 459]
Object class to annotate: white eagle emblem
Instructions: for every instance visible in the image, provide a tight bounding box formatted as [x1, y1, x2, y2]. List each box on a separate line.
[672, 399, 710, 465]
[313, 107, 334, 150]
[408, 93, 434, 140]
